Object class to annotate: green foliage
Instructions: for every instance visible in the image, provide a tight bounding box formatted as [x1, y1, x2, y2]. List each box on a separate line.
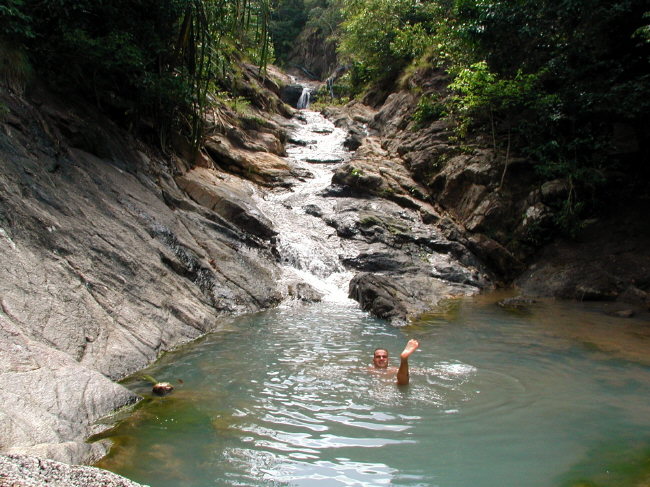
[634, 12, 650, 41]
[411, 93, 446, 128]
[217, 92, 251, 115]
[0, 0, 33, 40]
[338, 0, 436, 84]
[269, 0, 342, 66]
[270, 0, 307, 64]
[304, 0, 343, 35]
[334, 0, 649, 231]
[447, 61, 540, 137]
[5, 0, 273, 150]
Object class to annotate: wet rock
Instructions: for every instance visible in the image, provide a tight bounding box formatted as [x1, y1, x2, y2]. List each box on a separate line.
[288, 136, 314, 146]
[176, 168, 277, 241]
[331, 137, 430, 205]
[617, 285, 649, 307]
[349, 272, 479, 325]
[321, 102, 374, 152]
[540, 179, 570, 205]
[0, 454, 149, 487]
[497, 296, 538, 310]
[606, 309, 636, 318]
[341, 250, 415, 273]
[0, 314, 139, 464]
[518, 202, 552, 233]
[576, 285, 619, 301]
[286, 282, 323, 302]
[280, 84, 305, 108]
[205, 135, 295, 186]
[467, 234, 524, 281]
[427, 253, 486, 287]
[152, 382, 174, 395]
[332, 163, 383, 191]
[514, 211, 650, 305]
[303, 204, 323, 217]
[344, 131, 364, 151]
[305, 155, 344, 164]
[348, 273, 409, 323]
[372, 91, 418, 134]
[335, 74, 650, 317]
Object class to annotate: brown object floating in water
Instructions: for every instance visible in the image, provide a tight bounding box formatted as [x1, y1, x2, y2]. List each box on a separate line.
[152, 382, 174, 396]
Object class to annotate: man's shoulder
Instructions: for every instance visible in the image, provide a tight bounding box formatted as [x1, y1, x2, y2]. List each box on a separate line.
[367, 366, 398, 374]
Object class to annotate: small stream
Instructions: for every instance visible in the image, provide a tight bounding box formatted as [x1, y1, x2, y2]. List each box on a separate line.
[251, 110, 356, 301]
[96, 110, 650, 487]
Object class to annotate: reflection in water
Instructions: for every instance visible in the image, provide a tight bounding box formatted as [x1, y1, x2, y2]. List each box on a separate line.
[97, 298, 650, 487]
[97, 107, 650, 487]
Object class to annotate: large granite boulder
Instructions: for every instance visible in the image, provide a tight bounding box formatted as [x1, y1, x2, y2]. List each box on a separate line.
[176, 167, 277, 241]
[349, 272, 477, 325]
[0, 87, 284, 463]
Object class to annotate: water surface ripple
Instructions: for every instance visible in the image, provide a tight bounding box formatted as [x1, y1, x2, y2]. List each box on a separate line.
[98, 110, 650, 486]
[99, 299, 650, 487]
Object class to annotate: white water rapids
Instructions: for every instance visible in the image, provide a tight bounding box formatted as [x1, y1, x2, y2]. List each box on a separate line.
[253, 110, 355, 303]
[98, 108, 650, 487]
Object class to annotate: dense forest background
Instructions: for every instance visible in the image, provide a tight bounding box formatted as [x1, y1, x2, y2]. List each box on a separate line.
[2, 0, 649, 228]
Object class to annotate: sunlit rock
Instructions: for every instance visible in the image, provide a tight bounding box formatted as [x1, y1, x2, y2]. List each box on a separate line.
[152, 382, 174, 396]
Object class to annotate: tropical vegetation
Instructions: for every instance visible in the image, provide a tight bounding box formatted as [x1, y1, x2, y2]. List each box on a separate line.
[2, 0, 649, 223]
[1, 0, 273, 148]
[336, 0, 650, 223]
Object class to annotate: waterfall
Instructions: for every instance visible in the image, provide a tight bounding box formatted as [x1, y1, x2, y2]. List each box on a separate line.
[296, 87, 311, 109]
[327, 78, 334, 99]
[253, 110, 353, 302]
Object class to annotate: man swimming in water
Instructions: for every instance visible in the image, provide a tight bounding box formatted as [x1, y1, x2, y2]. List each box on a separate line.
[372, 339, 419, 385]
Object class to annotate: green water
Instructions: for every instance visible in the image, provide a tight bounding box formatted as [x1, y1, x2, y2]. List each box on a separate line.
[97, 295, 650, 487]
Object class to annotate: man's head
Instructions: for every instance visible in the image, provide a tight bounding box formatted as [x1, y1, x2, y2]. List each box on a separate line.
[373, 348, 389, 368]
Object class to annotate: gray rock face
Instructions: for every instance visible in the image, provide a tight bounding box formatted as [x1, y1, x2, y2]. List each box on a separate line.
[0, 89, 283, 463]
[0, 454, 148, 487]
[514, 217, 650, 307]
[369, 88, 542, 269]
[317, 173, 490, 324]
[349, 272, 476, 326]
[280, 84, 306, 108]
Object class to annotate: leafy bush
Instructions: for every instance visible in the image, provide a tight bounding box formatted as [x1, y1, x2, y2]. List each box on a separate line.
[0, 0, 33, 40]
[335, 0, 649, 231]
[338, 0, 437, 93]
[411, 94, 446, 128]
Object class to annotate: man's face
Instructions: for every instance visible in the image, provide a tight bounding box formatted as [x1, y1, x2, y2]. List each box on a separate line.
[373, 349, 389, 368]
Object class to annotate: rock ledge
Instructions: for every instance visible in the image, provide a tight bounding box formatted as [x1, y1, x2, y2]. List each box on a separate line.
[0, 454, 147, 487]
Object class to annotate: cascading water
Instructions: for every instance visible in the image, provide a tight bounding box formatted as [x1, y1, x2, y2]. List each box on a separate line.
[96, 102, 650, 487]
[296, 87, 311, 109]
[253, 109, 353, 302]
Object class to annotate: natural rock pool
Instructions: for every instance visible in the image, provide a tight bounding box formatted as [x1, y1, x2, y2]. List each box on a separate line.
[96, 294, 650, 487]
[93, 108, 650, 487]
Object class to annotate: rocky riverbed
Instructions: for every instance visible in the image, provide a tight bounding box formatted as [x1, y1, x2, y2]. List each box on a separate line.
[0, 76, 488, 468]
[0, 83, 288, 464]
[1, 64, 648, 482]
[0, 454, 148, 487]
